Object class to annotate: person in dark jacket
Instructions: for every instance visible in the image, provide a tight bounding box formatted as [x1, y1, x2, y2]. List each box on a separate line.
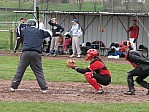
[14, 18, 26, 53]
[10, 19, 50, 93]
[120, 40, 149, 95]
[47, 18, 64, 56]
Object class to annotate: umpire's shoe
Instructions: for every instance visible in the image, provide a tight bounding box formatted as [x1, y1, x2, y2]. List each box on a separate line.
[124, 90, 135, 95]
[41, 89, 48, 94]
[10, 88, 16, 92]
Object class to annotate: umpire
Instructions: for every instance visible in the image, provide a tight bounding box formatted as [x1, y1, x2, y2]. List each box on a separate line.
[10, 19, 50, 93]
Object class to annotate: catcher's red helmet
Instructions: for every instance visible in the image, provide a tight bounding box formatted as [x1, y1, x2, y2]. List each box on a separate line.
[119, 40, 132, 52]
[86, 49, 98, 61]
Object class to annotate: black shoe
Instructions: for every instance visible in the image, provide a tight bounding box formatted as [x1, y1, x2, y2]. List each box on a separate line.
[124, 91, 135, 95]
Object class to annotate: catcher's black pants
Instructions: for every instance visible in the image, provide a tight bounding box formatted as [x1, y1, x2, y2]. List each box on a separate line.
[93, 73, 111, 86]
[11, 51, 48, 90]
[128, 68, 149, 89]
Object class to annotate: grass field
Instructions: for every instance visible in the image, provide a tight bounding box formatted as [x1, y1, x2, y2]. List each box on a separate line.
[0, 56, 133, 84]
[0, 102, 149, 112]
[0, 55, 149, 111]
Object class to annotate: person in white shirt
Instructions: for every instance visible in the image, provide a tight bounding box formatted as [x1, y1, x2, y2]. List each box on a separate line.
[67, 19, 82, 58]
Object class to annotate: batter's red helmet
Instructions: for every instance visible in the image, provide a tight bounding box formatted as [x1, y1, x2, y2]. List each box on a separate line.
[86, 49, 98, 61]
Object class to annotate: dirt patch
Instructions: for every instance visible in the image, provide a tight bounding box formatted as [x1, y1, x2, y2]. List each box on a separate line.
[0, 80, 149, 103]
[0, 51, 129, 64]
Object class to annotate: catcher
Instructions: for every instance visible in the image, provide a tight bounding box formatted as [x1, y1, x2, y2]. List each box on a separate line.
[120, 40, 149, 95]
[66, 49, 111, 94]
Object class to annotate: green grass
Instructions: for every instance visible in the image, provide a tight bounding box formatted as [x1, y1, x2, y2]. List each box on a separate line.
[0, 32, 9, 50]
[0, 55, 136, 85]
[0, 0, 103, 11]
[0, 102, 149, 112]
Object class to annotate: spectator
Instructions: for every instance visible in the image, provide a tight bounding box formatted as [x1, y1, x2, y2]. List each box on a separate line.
[127, 19, 139, 50]
[47, 18, 64, 56]
[10, 19, 50, 93]
[14, 18, 26, 53]
[66, 19, 82, 58]
[61, 34, 72, 54]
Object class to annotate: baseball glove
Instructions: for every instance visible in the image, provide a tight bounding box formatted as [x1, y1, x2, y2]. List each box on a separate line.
[66, 59, 76, 69]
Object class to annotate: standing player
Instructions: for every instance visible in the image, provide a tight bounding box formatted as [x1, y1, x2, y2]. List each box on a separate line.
[47, 18, 64, 56]
[14, 18, 26, 53]
[10, 19, 50, 93]
[127, 19, 139, 51]
[120, 40, 149, 95]
[66, 49, 111, 94]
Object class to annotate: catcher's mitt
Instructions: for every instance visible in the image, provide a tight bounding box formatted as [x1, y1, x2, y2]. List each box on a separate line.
[66, 59, 76, 69]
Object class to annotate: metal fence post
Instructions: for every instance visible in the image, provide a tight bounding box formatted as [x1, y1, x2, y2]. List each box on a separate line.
[9, 29, 13, 50]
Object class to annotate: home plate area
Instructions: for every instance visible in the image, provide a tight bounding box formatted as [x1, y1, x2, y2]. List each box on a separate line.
[0, 80, 149, 103]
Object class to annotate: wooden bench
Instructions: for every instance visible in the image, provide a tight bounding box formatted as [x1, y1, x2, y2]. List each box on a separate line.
[99, 47, 110, 56]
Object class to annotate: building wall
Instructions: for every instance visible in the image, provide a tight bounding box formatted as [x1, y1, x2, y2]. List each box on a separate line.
[44, 13, 149, 48]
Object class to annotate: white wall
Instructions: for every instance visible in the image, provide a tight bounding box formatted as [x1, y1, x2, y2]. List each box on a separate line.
[44, 13, 149, 48]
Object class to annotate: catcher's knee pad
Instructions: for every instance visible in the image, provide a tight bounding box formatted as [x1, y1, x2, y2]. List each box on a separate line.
[84, 72, 93, 81]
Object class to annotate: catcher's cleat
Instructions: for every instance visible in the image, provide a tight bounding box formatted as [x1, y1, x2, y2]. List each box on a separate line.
[124, 91, 135, 95]
[93, 89, 104, 94]
[10, 88, 16, 92]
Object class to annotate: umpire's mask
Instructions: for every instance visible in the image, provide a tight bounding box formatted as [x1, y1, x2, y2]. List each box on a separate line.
[27, 19, 36, 27]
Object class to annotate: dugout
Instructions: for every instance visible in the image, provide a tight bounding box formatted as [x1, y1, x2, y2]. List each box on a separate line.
[14, 11, 149, 56]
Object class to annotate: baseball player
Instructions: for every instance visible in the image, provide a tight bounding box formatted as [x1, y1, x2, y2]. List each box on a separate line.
[14, 18, 26, 53]
[127, 19, 139, 51]
[10, 19, 50, 93]
[47, 18, 64, 56]
[67, 49, 111, 94]
[120, 40, 149, 95]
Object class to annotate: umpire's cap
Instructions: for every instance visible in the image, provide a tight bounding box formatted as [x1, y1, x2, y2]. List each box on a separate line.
[27, 19, 36, 27]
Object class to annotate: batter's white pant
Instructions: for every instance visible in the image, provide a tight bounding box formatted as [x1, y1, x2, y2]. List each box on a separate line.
[129, 38, 137, 51]
[72, 36, 81, 55]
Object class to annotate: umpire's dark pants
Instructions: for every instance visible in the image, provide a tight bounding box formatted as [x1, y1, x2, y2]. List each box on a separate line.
[128, 68, 149, 89]
[11, 51, 48, 90]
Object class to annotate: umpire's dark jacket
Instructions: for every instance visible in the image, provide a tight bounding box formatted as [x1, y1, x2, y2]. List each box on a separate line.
[21, 26, 50, 53]
[126, 50, 149, 71]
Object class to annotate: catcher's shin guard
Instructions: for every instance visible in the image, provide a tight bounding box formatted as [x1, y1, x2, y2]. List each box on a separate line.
[85, 72, 101, 91]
